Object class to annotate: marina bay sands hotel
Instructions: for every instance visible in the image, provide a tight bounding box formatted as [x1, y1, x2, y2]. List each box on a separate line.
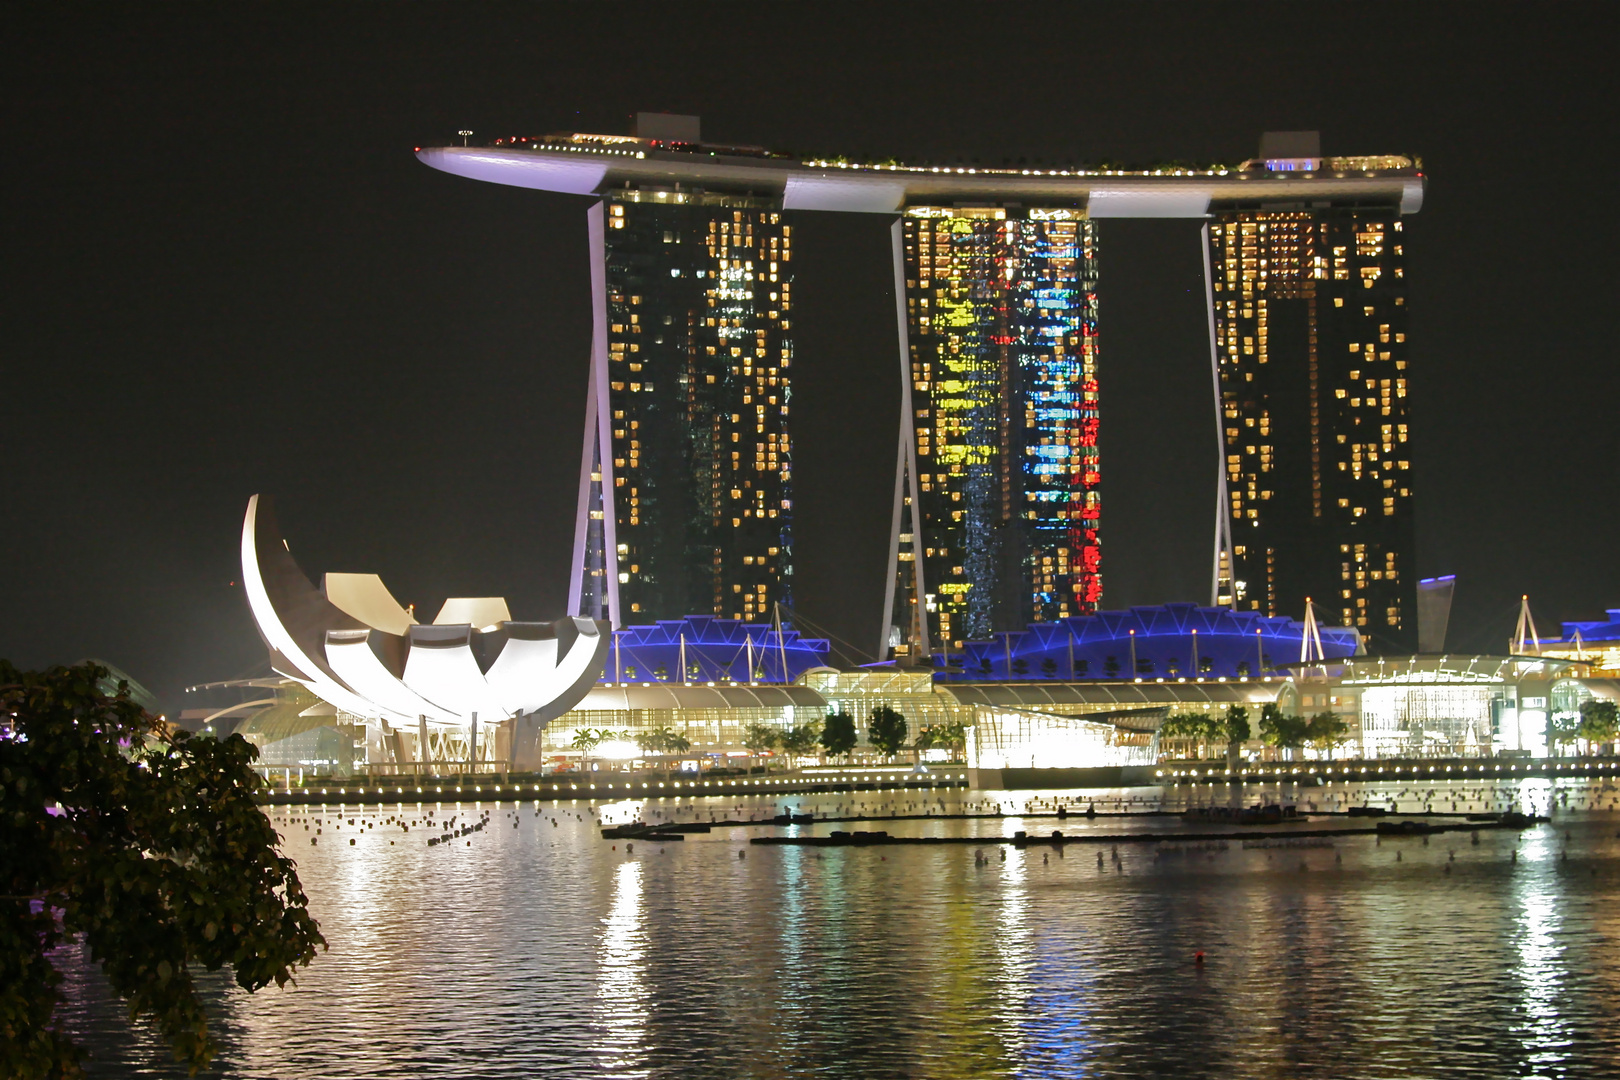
[418, 116, 1425, 657]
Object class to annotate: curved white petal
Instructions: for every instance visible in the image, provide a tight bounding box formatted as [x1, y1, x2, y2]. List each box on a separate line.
[434, 597, 511, 631]
[324, 573, 418, 635]
[402, 626, 511, 723]
[483, 633, 557, 715]
[325, 629, 459, 725]
[241, 495, 394, 721]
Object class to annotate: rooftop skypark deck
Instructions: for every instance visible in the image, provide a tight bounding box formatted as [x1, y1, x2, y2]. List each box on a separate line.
[417, 132, 1425, 217]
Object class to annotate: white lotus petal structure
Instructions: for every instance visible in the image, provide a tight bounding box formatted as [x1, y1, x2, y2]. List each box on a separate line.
[240, 495, 609, 765]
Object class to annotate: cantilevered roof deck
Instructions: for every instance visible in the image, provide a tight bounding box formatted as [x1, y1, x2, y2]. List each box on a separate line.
[937, 681, 1270, 708]
[573, 683, 829, 712]
[417, 137, 1424, 218]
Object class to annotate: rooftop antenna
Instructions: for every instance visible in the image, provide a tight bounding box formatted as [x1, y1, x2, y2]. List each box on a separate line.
[1512, 595, 1541, 656]
[458, 130, 473, 147]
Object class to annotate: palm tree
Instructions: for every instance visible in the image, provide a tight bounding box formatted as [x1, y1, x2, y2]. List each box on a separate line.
[570, 727, 604, 774]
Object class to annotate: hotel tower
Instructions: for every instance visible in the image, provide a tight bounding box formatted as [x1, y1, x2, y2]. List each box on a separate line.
[572, 177, 794, 627]
[1207, 132, 1419, 652]
[884, 208, 1101, 661]
[419, 121, 1422, 653]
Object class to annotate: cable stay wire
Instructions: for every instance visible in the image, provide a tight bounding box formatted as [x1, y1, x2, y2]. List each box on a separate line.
[775, 603, 878, 668]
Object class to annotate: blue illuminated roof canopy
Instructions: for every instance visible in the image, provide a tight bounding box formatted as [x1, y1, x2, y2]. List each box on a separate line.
[936, 602, 1360, 681]
[602, 616, 829, 685]
[1556, 609, 1620, 646]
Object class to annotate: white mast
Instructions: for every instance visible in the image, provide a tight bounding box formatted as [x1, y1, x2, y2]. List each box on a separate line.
[1300, 598, 1326, 666]
[1512, 595, 1541, 656]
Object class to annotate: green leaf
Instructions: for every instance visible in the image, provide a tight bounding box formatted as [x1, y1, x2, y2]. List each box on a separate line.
[0, 659, 325, 1079]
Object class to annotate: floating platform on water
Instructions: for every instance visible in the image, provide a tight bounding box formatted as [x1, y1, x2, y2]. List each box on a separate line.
[750, 818, 1541, 848]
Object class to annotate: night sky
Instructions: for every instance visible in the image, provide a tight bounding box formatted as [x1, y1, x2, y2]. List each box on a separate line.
[4, 5, 1615, 709]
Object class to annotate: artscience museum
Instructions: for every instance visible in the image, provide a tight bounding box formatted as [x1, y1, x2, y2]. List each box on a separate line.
[240, 495, 610, 772]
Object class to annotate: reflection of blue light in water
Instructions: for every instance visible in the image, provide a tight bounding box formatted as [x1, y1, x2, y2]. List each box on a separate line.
[1512, 843, 1570, 1072]
[595, 861, 648, 1079]
[991, 797, 1101, 1077]
[1015, 888, 1098, 1078]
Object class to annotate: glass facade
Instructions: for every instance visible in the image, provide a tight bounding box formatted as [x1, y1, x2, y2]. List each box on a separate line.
[587, 190, 794, 624]
[898, 207, 1100, 654]
[968, 707, 1158, 772]
[1209, 210, 1416, 651]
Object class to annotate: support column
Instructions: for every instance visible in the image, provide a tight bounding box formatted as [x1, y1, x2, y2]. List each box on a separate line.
[880, 216, 928, 661]
[569, 201, 621, 627]
[1202, 222, 1234, 608]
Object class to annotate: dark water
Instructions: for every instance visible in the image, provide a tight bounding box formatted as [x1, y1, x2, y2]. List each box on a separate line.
[55, 778, 1620, 1078]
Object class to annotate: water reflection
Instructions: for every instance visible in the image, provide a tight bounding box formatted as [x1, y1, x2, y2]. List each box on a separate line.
[595, 860, 648, 1078]
[1512, 834, 1570, 1072]
[50, 781, 1620, 1079]
[994, 847, 1034, 1069]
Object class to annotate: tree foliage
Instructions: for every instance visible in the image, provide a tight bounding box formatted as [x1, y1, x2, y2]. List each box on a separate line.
[867, 707, 908, 758]
[0, 661, 324, 1080]
[1159, 713, 1228, 758]
[742, 723, 782, 754]
[1305, 711, 1350, 751]
[779, 721, 823, 758]
[915, 720, 967, 758]
[818, 712, 857, 759]
[1257, 703, 1308, 749]
[1158, 712, 1209, 740]
[1578, 700, 1619, 747]
[1222, 704, 1251, 745]
[569, 727, 606, 753]
[1545, 712, 1581, 754]
[633, 727, 691, 756]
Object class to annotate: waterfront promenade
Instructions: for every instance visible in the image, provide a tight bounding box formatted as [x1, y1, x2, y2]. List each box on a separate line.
[255, 755, 1620, 806]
